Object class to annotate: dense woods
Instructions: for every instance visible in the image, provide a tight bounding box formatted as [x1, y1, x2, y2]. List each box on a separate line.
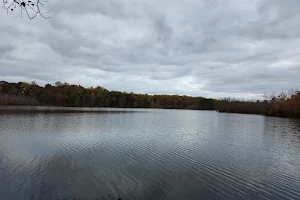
[0, 81, 299, 118]
[0, 81, 214, 110]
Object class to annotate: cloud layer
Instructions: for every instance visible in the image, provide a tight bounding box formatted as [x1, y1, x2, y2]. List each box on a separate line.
[1, 0, 300, 98]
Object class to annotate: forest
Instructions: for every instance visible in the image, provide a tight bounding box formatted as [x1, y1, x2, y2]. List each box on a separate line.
[0, 81, 299, 118]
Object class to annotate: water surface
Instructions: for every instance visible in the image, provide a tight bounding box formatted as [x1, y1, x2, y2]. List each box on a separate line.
[0, 106, 300, 200]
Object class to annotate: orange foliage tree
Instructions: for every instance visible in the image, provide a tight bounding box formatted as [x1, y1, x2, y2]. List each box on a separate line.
[288, 91, 300, 117]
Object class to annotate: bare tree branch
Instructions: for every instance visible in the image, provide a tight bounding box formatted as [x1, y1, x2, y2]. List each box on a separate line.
[2, 0, 50, 20]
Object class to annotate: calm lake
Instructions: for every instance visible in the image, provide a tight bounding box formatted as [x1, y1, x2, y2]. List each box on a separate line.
[0, 106, 300, 200]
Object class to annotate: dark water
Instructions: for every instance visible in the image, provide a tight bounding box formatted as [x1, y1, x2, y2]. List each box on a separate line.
[0, 106, 300, 200]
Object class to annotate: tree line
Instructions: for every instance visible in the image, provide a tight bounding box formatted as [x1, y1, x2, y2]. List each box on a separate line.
[215, 91, 300, 118]
[0, 81, 299, 118]
[0, 81, 214, 110]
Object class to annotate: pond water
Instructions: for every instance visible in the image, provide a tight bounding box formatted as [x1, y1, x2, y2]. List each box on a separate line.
[0, 106, 300, 200]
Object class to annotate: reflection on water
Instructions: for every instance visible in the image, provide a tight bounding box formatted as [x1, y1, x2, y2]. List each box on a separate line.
[0, 107, 300, 200]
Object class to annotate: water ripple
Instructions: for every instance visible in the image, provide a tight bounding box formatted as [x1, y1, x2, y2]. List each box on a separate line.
[0, 108, 300, 200]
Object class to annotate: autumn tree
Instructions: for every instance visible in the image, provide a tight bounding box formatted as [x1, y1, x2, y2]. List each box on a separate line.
[55, 81, 62, 87]
[288, 91, 300, 117]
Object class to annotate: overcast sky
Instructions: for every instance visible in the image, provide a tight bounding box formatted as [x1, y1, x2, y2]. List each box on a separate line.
[0, 0, 300, 99]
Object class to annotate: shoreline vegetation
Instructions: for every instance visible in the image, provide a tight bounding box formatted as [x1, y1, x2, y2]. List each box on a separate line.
[0, 81, 299, 118]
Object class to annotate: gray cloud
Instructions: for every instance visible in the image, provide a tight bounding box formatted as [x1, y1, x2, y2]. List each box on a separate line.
[0, 0, 300, 99]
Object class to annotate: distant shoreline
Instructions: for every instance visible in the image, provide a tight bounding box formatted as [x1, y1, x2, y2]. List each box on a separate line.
[0, 105, 297, 119]
[0, 81, 299, 118]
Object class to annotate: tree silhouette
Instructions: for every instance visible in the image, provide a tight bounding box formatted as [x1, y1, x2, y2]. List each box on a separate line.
[2, 0, 50, 20]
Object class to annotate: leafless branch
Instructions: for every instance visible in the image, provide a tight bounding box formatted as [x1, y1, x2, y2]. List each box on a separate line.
[2, 0, 50, 20]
